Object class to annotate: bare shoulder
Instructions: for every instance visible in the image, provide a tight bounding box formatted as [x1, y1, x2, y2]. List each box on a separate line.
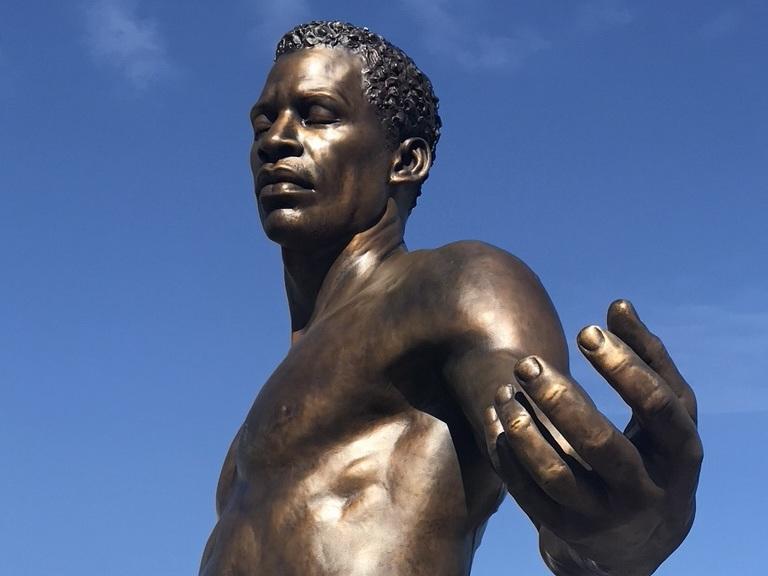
[429, 240, 539, 284]
[410, 240, 568, 371]
[414, 240, 548, 305]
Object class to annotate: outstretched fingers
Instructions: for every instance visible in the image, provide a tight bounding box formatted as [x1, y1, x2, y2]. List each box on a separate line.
[511, 356, 652, 495]
[484, 405, 565, 529]
[607, 299, 697, 422]
[577, 325, 702, 480]
[493, 387, 604, 516]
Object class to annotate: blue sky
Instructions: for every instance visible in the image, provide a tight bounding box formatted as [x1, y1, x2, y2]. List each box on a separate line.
[1, 1, 766, 574]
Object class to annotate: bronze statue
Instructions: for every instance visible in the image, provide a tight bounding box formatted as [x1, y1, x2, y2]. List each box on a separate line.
[199, 21, 701, 575]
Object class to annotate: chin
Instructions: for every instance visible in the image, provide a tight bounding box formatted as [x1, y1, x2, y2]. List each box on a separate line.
[260, 209, 339, 251]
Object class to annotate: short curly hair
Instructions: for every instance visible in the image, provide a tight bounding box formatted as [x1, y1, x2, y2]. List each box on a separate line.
[275, 21, 441, 166]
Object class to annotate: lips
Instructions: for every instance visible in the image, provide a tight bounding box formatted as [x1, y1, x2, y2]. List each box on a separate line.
[257, 166, 314, 194]
[257, 167, 315, 213]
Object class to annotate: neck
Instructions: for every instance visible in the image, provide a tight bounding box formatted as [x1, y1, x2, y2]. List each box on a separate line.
[282, 198, 406, 341]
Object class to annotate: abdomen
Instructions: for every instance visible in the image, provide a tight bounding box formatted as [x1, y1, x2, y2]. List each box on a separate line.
[202, 412, 475, 576]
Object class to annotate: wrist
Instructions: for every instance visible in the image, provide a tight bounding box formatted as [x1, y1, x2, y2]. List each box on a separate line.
[538, 499, 697, 576]
[539, 529, 654, 576]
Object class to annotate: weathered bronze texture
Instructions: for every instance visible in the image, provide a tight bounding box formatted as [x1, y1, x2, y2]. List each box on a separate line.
[199, 21, 702, 576]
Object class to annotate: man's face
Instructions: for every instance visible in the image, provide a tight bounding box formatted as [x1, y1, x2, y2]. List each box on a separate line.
[250, 47, 393, 250]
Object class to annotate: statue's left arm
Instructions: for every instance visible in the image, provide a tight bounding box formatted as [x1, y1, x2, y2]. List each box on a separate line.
[440, 243, 702, 576]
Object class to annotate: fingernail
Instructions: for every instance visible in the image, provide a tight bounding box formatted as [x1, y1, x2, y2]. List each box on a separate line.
[515, 357, 541, 382]
[579, 326, 604, 351]
[612, 298, 638, 319]
[495, 385, 514, 405]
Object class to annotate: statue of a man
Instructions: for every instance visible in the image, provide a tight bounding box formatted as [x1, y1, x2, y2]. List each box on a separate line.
[199, 21, 701, 576]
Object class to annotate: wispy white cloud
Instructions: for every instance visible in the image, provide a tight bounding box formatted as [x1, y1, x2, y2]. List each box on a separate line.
[83, 0, 172, 90]
[400, 0, 550, 71]
[652, 299, 768, 414]
[576, 0, 634, 33]
[248, 0, 311, 52]
[699, 9, 741, 40]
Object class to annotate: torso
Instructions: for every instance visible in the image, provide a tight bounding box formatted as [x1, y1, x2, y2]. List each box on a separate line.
[199, 246, 506, 576]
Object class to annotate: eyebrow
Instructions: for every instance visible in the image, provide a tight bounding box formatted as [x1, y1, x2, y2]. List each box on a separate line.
[249, 87, 352, 121]
[299, 88, 352, 108]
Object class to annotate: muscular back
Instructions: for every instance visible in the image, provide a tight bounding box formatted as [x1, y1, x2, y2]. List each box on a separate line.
[199, 241, 567, 576]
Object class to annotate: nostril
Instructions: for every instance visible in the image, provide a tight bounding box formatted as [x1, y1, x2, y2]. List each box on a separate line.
[259, 138, 303, 163]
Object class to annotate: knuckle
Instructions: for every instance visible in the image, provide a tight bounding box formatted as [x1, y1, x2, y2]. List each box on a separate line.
[503, 412, 531, 435]
[540, 383, 568, 406]
[580, 426, 618, 455]
[538, 462, 571, 490]
[646, 334, 667, 360]
[604, 352, 634, 379]
[641, 386, 678, 421]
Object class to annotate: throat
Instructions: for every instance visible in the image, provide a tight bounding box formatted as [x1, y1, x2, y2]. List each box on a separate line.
[282, 198, 406, 340]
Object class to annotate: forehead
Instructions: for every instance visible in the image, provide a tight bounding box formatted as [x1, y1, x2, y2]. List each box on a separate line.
[259, 46, 365, 102]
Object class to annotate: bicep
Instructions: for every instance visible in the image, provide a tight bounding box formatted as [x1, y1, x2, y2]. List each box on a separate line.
[441, 250, 569, 455]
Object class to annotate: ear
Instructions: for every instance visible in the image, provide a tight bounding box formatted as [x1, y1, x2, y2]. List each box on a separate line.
[388, 137, 431, 186]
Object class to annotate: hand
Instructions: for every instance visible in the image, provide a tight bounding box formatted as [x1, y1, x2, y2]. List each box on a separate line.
[485, 300, 702, 575]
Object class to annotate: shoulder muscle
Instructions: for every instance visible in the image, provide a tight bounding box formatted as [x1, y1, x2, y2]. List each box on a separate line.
[428, 240, 568, 371]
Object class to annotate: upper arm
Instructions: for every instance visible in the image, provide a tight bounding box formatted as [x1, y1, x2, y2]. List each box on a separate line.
[437, 242, 568, 454]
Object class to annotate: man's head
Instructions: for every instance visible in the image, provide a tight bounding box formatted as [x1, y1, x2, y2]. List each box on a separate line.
[250, 22, 440, 250]
[276, 21, 441, 170]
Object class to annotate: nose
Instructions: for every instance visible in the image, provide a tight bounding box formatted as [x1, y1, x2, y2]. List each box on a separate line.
[257, 111, 303, 164]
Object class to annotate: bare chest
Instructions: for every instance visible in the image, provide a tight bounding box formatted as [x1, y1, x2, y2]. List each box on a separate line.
[237, 295, 419, 477]
[204, 298, 472, 575]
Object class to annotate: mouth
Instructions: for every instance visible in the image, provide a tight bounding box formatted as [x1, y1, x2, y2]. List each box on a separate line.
[259, 182, 315, 211]
[257, 166, 314, 194]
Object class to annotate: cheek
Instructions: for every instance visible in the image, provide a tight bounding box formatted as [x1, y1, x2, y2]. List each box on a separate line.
[343, 138, 391, 184]
[311, 137, 389, 190]
[324, 126, 389, 165]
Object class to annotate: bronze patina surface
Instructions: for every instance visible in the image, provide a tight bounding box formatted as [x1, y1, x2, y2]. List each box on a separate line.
[199, 21, 701, 576]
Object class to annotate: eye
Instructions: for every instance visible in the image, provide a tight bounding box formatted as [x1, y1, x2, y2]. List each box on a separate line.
[252, 114, 272, 138]
[303, 104, 339, 126]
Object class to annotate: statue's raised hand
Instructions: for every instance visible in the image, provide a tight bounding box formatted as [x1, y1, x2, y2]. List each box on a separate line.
[488, 300, 702, 575]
